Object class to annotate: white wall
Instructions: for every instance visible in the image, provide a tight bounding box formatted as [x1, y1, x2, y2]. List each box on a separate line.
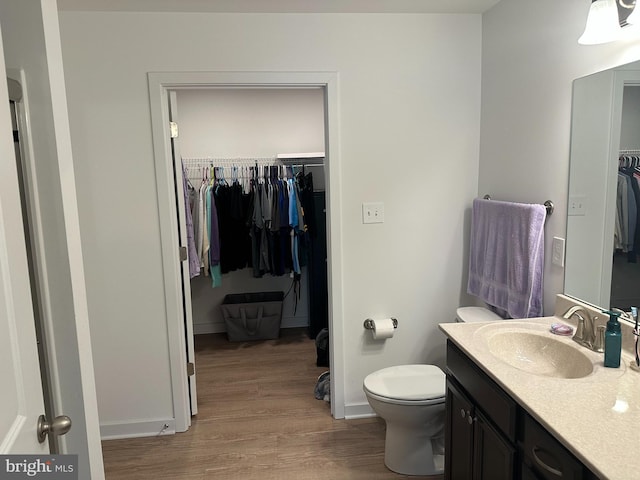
[480, 0, 640, 315]
[177, 88, 325, 157]
[59, 11, 482, 429]
[176, 88, 325, 333]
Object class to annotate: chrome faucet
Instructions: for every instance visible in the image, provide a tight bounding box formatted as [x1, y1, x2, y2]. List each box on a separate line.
[562, 305, 599, 351]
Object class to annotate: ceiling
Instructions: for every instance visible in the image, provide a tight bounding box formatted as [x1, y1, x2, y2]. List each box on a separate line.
[57, 0, 501, 14]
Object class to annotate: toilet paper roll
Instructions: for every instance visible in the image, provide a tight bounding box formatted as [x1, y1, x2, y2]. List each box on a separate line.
[372, 318, 395, 340]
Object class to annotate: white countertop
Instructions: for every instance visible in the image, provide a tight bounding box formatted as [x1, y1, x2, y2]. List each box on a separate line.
[439, 316, 640, 480]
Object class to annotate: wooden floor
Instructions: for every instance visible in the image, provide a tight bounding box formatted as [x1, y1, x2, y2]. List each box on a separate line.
[101, 328, 442, 479]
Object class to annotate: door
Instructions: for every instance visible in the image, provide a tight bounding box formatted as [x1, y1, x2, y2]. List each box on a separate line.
[168, 90, 198, 417]
[473, 411, 515, 480]
[445, 379, 474, 480]
[0, 34, 48, 455]
[0, 1, 104, 477]
[9, 75, 59, 454]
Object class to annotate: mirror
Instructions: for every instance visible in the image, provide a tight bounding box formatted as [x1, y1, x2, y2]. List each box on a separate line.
[565, 60, 640, 313]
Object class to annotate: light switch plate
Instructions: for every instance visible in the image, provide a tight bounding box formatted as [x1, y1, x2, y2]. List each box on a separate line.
[568, 195, 586, 216]
[362, 202, 384, 224]
[552, 236, 565, 267]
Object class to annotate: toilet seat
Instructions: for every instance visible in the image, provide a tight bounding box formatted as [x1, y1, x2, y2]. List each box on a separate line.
[363, 365, 446, 406]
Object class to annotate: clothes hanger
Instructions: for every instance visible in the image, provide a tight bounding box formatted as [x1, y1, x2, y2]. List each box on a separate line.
[182, 164, 194, 190]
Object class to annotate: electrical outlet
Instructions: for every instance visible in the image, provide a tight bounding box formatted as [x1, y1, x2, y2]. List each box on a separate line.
[362, 202, 384, 224]
[568, 195, 586, 216]
[552, 236, 565, 267]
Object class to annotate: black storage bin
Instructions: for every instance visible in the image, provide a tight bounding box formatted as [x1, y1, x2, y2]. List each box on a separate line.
[220, 291, 284, 342]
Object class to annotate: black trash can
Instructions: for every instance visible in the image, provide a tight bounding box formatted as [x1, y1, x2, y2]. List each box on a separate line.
[315, 327, 329, 367]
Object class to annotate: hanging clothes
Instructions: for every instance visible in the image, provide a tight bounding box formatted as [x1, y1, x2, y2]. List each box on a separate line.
[288, 177, 301, 274]
[182, 157, 319, 287]
[616, 154, 640, 262]
[619, 165, 640, 262]
[184, 164, 222, 286]
[206, 185, 222, 287]
[215, 181, 251, 274]
[200, 181, 210, 276]
[181, 161, 200, 279]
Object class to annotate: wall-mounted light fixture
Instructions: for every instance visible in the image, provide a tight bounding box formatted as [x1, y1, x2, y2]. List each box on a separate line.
[579, 0, 622, 44]
[579, 0, 637, 45]
[627, 0, 640, 23]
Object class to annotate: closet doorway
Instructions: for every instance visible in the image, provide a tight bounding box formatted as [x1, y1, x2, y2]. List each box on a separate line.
[177, 88, 327, 338]
[148, 71, 345, 431]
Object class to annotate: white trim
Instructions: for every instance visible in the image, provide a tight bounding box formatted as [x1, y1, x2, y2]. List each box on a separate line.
[100, 419, 176, 441]
[344, 403, 376, 420]
[147, 70, 345, 423]
[601, 73, 624, 308]
[168, 91, 197, 419]
[324, 74, 345, 419]
[193, 320, 309, 335]
[148, 78, 190, 433]
[277, 151, 325, 159]
[39, 3, 105, 474]
[193, 323, 225, 335]
[601, 71, 640, 307]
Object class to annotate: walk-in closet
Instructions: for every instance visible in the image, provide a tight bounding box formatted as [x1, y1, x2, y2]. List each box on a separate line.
[612, 85, 640, 309]
[170, 87, 330, 413]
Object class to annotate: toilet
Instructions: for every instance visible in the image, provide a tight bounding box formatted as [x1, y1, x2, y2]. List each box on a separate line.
[363, 364, 446, 476]
[363, 306, 503, 476]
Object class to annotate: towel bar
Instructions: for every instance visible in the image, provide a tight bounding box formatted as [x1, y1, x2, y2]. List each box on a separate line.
[482, 195, 553, 216]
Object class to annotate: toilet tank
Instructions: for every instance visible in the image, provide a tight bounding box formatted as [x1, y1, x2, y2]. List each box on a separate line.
[455, 306, 503, 323]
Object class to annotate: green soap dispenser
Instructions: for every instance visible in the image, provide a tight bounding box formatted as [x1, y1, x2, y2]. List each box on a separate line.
[603, 310, 622, 368]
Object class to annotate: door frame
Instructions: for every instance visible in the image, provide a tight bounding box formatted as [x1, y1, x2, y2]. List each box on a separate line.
[147, 71, 345, 427]
[601, 72, 640, 308]
[167, 90, 198, 418]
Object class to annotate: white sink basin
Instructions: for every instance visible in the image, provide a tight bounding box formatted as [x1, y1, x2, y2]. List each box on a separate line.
[477, 324, 594, 379]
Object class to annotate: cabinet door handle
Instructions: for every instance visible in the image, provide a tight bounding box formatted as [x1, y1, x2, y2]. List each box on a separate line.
[460, 408, 466, 418]
[467, 415, 474, 425]
[532, 446, 563, 477]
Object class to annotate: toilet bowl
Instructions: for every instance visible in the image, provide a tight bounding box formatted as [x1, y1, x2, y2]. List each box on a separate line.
[363, 364, 446, 476]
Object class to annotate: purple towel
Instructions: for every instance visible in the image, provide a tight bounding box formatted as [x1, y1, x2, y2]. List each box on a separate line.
[467, 198, 546, 318]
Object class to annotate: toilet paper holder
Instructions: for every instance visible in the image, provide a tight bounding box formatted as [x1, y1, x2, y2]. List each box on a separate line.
[364, 318, 398, 330]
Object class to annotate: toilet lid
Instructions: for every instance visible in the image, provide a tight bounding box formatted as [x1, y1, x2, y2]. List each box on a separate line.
[363, 365, 445, 401]
[456, 306, 503, 323]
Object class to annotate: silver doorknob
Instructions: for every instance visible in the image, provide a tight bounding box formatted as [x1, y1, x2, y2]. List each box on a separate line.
[37, 414, 72, 443]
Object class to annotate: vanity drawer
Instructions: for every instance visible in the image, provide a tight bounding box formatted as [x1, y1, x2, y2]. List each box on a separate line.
[446, 341, 517, 441]
[521, 413, 586, 480]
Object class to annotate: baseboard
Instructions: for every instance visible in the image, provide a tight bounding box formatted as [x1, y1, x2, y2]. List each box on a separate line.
[194, 322, 226, 335]
[100, 418, 176, 440]
[280, 316, 309, 329]
[344, 402, 376, 420]
[194, 317, 309, 335]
